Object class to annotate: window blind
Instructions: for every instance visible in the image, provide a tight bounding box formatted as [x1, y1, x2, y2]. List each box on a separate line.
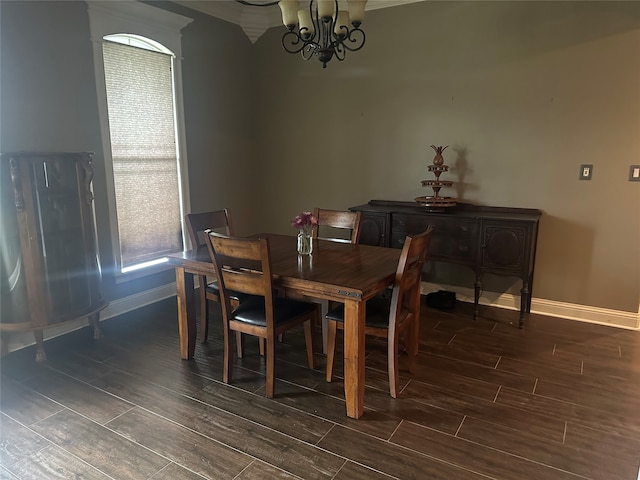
[102, 41, 182, 268]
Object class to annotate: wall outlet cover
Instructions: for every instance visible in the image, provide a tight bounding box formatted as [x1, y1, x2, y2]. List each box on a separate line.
[579, 164, 593, 180]
[629, 165, 640, 182]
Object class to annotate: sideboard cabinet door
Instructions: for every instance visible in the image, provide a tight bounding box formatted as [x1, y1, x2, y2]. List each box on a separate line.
[359, 211, 389, 247]
[481, 222, 529, 273]
[479, 219, 538, 317]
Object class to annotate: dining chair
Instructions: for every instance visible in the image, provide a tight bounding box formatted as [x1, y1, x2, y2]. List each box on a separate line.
[311, 207, 363, 353]
[185, 209, 244, 349]
[324, 226, 433, 398]
[205, 231, 319, 398]
[312, 208, 362, 244]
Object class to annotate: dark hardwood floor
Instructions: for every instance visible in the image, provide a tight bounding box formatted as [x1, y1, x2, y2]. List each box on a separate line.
[1, 297, 639, 480]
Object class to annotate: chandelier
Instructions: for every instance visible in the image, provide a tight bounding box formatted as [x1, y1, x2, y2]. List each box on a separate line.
[237, 0, 367, 68]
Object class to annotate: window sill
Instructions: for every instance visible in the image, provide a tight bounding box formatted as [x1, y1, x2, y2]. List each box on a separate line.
[114, 261, 174, 284]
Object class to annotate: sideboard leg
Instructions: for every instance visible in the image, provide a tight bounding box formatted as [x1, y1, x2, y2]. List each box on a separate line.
[473, 276, 482, 320]
[519, 283, 530, 329]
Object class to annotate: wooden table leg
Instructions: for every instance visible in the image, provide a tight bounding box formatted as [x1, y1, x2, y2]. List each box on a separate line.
[342, 299, 365, 419]
[175, 266, 196, 359]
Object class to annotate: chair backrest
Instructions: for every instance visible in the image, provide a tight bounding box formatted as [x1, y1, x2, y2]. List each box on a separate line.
[312, 208, 362, 244]
[205, 231, 275, 326]
[185, 209, 233, 252]
[388, 226, 434, 334]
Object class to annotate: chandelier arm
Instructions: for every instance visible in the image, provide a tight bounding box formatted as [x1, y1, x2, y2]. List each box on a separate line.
[301, 43, 316, 61]
[282, 30, 308, 54]
[333, 41, 346, 61]
[341, 27, 365, 52]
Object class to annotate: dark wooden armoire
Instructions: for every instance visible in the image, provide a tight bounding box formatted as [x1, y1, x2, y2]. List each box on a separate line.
[1, 152, 107, 360]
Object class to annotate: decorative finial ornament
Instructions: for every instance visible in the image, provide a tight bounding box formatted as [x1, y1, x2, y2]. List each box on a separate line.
[415, 144, 456, 211]
[430, 145, 448, 165]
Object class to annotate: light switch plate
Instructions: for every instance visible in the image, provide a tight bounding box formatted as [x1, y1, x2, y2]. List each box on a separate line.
[579, 164, 593, 180]
[629, 165, 640, 182]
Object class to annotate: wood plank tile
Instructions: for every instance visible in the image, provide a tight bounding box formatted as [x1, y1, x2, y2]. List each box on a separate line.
[45, 350, 115, 383]
[0, 346, 54, 381]
[3, 298, 639, 480]
[23, 369, 134, 425]
[564, 421, 640, 466]
[0, 413, 50, 467]
[0, 377, 64, 425]
[366, 348, 536, 393]
[318, 424, 489, 480]
[400, 366, 500, 403]
[106, 407, 253, 479]
[235, 460, 303, 479]
[3, 444, 112, 480]
[91, 370, 345, 479]
[496, 355, 583, 384]
[252, 376, 402, 440]
[457, 415, 639, 480]
[332, 461, 397, 480]
[147, 462, 209, 480]
[31, 409, 170, 480]
[449, 328, 584, 374]
[534, 377, 640, 414]
[581, 354, 640, 382]
[104, 349, 215, 396]
[389, 421, 585, 480]
[496, 386, 640, 440]
[361, 387, 463, 436]
[191, 381, 333, 444]
[403, 381, 566, 443]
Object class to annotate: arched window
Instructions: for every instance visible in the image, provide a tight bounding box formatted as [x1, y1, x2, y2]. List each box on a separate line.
[88, 3, 192, 276]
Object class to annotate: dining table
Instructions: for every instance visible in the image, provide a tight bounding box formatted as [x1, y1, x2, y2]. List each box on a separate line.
[167, 233, 401, 419]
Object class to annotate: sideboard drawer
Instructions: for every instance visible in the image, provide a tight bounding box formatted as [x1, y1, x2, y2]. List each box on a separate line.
[392, 214, 479, 263]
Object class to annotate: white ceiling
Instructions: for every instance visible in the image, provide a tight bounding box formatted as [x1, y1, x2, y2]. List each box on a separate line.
[174, 0, 425, 42]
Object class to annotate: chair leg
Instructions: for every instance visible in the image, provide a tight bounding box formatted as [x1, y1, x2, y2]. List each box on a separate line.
[199, 275, 208, 343]
[320, 299, 329, 354]
[303, 319, 315, 369]
[235, 331, 244, 358]
[259, 338, 265, 356]
[388, 330, 400, 398]
[408, 315, 420, 374]
[265, 335, 275, 398]
[325, 320, 337, 382]
[223, 326, 234, 385]
[407, 325, 418, 374]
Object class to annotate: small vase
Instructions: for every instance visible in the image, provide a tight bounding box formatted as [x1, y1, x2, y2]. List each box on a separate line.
[297, 229, 313, 255]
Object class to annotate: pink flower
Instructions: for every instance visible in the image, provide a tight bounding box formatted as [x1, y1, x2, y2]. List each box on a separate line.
[291, 211, 318, 230]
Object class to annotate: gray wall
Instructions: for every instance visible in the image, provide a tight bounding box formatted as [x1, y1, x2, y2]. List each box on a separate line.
[1, 1, 638, 328]
[0, 0, 257, 302]
[251, 1, 640, 314]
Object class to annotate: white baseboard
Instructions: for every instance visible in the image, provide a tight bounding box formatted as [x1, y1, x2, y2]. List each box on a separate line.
[422, 282, 640, 330]
[99, 283, 178, 321]
[2, 283, 178, 354]
[5, 281, 637, 355]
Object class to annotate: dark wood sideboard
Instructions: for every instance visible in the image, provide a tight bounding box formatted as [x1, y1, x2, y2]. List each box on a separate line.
[350, 200, 541, 327]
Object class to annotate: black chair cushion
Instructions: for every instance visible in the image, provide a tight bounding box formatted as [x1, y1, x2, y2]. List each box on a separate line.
[205, 281, 247, 303]
[326, 296, 391, 329]
[232, 296, 317, 327]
